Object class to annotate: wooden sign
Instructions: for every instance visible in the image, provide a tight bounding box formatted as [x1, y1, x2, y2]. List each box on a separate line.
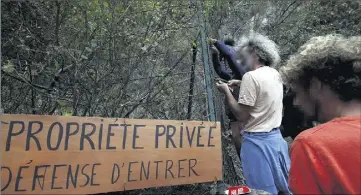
[1, 114, 222, 194]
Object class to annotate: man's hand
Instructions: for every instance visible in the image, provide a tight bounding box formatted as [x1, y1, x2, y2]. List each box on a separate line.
[228, 79, 242, 87]
[209, 38, 217, 45]
[216, 81, 230, 94]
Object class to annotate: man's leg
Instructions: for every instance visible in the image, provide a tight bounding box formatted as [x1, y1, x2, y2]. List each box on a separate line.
[240, 134, 278, 194]
[229, 86, 243, 150]
[230, 121, 242, 157]
[273, 132, 292, 194]
[228, 97, 241, 154]
[258, 130, 292, 194]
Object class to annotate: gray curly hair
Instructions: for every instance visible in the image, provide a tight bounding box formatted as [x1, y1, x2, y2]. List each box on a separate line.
[235, 33, 281, 67]
[280, 34, 361, 101]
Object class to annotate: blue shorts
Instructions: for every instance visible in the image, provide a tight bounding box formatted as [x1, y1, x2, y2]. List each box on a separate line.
[240, 129, 292, 194]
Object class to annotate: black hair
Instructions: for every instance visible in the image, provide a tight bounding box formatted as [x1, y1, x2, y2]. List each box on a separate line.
[224, 38, 235, 46]
[281, 89, 314, 139]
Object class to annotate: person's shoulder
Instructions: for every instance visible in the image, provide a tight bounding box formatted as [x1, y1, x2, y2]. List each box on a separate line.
[290, 124, 328, 156]
[296, 117, 361, 141]
[293, 119, 354, 147]
[265, 66, 281, 76]
[294, 122, 330, 141]
[251, 66, 279, 76]
[242, 72, 256, 80]
[246, 69, 261, 79]
[250, 67, 282, 84]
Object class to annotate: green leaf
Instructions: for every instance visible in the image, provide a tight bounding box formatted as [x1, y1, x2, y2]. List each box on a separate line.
[81, 55, 88, 60]
[2, 60, 15, 73]
[103, 1, 109, 8]
[56, 100, 67, 107]
[155, 2, 161, 9]
[85, 47, 92, 52]
[31, 70, 38, 76]
[91, 40, 97, 48]
[55, 60, 60, 69]
[57, 99, 73, 116]
[64, 111, 73, 116]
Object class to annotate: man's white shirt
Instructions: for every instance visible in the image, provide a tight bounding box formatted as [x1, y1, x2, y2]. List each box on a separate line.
[238, 66, 283, 132]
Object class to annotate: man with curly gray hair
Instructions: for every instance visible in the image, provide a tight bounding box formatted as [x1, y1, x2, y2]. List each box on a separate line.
[216, 33, 291, 194]
[280, 34, 361, 194]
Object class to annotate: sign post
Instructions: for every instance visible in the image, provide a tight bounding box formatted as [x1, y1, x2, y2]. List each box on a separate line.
[1, 114, 222, 194]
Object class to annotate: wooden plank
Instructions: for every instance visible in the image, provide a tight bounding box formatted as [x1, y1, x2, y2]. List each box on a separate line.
[1, 114, 222, 194]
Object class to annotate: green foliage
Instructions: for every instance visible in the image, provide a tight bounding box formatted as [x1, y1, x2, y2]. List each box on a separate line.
[192, 41, 198, 48]
[1, 0, 200, 119]
[1, 0, 360, 119]
[2, 60, 15, 73]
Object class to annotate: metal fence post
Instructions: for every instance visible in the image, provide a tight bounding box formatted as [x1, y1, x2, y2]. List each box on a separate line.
[198, 1, 216, 121]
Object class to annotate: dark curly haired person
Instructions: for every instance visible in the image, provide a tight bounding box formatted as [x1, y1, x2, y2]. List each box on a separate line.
[280, 34, 361, 194]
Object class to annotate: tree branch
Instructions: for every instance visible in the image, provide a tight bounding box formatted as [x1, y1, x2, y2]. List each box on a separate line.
[122, 49, 190, 118]
[2, 70, 50, 90]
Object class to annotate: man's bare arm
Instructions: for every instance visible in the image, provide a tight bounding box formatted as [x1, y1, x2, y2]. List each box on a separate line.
[224, 89, 251, 123]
